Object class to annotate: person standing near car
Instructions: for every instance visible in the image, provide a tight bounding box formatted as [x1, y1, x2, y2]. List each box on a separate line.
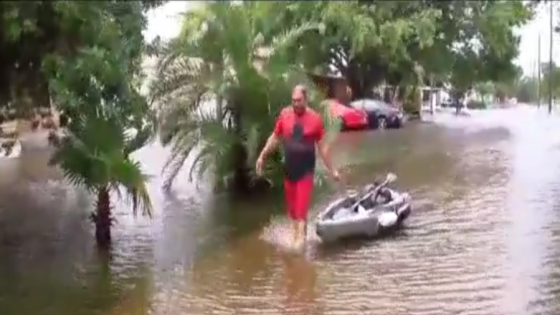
[256, 84, 340, 249]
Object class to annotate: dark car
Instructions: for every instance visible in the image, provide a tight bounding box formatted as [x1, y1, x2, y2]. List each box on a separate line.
[350, 99, 405, 129]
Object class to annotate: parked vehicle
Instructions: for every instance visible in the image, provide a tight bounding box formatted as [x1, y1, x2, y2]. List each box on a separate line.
[441, 98, 476, 115]
[326, 99, 369, 131]
[350, 99, 405, 129]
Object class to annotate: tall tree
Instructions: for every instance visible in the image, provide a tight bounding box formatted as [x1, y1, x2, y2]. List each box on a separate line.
[271, 1, 533, 100]
[540, 62, 560, 100]
[150, 2, 326, 194]
[273, 1, 440, 99]
[514, 76, 539, 103]
[1, 2, 164, 248]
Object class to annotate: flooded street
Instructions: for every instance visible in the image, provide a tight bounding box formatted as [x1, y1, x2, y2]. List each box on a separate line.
[2, 106, 560, 315]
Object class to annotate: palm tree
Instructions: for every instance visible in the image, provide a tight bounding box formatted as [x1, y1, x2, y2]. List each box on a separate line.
[50, 111, 153, 248]
[149, 2, 325, 194]
[33, 1, 159, 249]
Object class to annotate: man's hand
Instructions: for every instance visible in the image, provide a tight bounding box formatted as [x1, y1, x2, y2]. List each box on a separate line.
[256, 134, 279, 177]
[318, 139, 340, 182]
[330, 169, 341, 181]
[255, 156, 265, 177]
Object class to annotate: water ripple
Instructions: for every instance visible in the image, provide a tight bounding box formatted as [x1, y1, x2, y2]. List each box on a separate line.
[3, 108, 560, 315]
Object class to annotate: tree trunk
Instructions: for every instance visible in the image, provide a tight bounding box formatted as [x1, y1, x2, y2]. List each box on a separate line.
[216, 60, 224, 122]
[216, 95, 223, 122]
[227, 103, 251, 194]
[345, 65, 383, 100]
[346, 68, 368, 100]
[232, 143, 251, 193]
[93, 187, 112, 248]
[402, 85, 421, 115]
[225, 90, 273, 195]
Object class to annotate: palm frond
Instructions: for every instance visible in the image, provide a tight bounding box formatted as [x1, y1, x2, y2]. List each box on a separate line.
[52, 139, 97, 192]
[267, 21, 324, 59]
[110, 158, 153, 218]
[124, 124, 153, 156]
[51, 113, 123, 190]
[161, 108, 235, 191]
[150, 55, 207, 104]
[53, 107, 154, 218]
[161, 130, 199, 191]
[153, 2, 334, 192]
[157, 89, 214, 147]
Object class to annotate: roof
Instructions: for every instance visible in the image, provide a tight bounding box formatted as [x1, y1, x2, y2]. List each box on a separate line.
[306, 72, 346, 81]
[306, 72, 347, 90]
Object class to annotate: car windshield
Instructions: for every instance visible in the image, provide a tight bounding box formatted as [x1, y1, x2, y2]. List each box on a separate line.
[377, 102, 392, 111]
[351, 100, 372, 108]
[352, 99, 392, 111]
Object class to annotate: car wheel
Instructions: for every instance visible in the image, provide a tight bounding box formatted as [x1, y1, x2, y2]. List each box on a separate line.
[367, 113, 378, 129]
[378, 116, 387, 130]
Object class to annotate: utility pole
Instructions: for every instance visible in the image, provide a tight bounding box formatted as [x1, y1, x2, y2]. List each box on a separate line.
[538, 34, 541, 108]
[430, 74, 435, 115]
[549, 1, 554, 114]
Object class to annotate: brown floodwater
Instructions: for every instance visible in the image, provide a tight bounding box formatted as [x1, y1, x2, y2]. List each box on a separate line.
[1, 107, 560, 315]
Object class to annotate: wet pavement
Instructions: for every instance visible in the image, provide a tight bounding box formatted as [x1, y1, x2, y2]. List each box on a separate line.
[1, 106, 560, 315]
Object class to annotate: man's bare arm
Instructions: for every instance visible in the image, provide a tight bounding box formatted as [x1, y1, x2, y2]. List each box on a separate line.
[317, 139, 335, 174]
[258, 133, 280, 161]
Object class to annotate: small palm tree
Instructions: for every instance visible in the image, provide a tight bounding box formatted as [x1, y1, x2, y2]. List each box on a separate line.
[36, 0, 158, 249]
[50, 111, 153, 248]
[150, 2, 325, 194]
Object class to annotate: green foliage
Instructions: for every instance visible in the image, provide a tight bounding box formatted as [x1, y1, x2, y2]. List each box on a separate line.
[271, 1, 441, 97]
[50, 113, 152, 217]
[510, 62, 560, 104]
[431, 1, 532, 93]
[1, 1, 535, 204]
[473, 81, 495, 98]
[515, 77, 539, 103]
[150, 1, 534, 194]
[540, 62, 560, 100]
[265, 1, 533, 98]
[0, 2, 55, 113]
[402, 85, 421, 114]
[42, 2, 156, 217]
[0, 2, 162, 217]
[0, 2, 164, 245]
[0, 1, 160, 112]
[472, 66, 525, 104]
[150, 2, 336, 192]
[466, 100, 488, 109]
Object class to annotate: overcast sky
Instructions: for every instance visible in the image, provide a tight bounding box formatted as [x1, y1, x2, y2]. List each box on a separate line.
[143, 1, 195, 43]
[144, 2, 559, 77]
[516, 4, 559, 77]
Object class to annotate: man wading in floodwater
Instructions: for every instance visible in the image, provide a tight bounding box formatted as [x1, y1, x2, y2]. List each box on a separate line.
[256, 85, 340, 249]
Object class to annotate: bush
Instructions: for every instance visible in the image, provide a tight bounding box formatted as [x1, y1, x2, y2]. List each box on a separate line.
[466, 100, 487, 109]
[402, 86, 421, 114]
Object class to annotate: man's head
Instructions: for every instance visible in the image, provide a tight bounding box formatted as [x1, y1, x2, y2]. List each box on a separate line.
[291, 84, 308, 116]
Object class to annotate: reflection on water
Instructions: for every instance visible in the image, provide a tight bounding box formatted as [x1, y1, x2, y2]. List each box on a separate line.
[281, 254, 320, 315]
[2, 107, 560, 314]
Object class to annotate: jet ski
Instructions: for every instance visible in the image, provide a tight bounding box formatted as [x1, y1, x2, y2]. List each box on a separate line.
[315, 173, 412, 243]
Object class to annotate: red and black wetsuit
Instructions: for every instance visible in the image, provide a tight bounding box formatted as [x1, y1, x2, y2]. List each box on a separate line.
[273, 107, 324, 221]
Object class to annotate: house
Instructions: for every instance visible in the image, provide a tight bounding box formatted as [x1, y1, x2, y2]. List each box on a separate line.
[307, 73, 351, 104]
